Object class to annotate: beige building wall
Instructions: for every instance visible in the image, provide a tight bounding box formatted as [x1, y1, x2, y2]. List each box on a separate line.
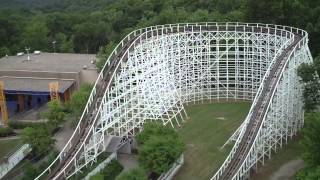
[0, 70, 81, 89]
[80, 69, 99, 85]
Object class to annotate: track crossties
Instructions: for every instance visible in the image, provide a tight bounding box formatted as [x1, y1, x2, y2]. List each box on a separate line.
[36, 23, 312, 180]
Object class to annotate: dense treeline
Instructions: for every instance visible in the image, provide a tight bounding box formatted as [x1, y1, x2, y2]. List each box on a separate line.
[1, 0, 319, 58]
[297, 57, 320, 179]
[1, 0, 320, 179]
[0, 0, 245, 55]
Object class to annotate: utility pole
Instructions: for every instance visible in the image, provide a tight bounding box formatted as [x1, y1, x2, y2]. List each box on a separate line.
[52, 41, 56, 54]
[25, 47, 30, 61]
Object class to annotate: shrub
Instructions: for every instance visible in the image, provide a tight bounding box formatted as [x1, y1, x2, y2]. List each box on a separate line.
[22, 161, 40, 180]
[136, 122, 179, 145]
[65, 83, 93, 128]
[136, 122, 185, 175]
[102, 160, 124, 180]
[41, 100, 66, 130]
[8, 121, 46, 129]
[69, 152, 111, 180]
[115, 168, 147, 180]
[0, 126, 14, 137]
[138, 136, 184, 174]
[21, 127, 55, 154]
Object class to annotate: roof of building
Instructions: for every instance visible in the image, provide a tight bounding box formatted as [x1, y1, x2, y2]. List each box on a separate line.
[0, 76, 74, 93]
[0, 53, 97, 72]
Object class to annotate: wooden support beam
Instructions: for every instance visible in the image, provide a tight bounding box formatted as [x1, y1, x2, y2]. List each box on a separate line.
[18, 94, 25, 112]
[63, 88, 71, 102]
[0, 81, 8, 126]
[49, 82, 60, 101]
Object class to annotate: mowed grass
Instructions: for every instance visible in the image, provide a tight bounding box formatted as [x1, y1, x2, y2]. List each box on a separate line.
[0, 138, 22, 158]
[174, 102, 251, 180]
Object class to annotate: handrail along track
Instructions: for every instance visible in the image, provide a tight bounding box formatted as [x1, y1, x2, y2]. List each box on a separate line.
[218, 35, 302, 180]
[36, 22, 310, 180]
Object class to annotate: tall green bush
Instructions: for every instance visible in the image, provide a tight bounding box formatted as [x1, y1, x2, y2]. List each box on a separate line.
[136, 122, 185, 175]
[115, 168, 147, 180]
[102, 160, 123, 180]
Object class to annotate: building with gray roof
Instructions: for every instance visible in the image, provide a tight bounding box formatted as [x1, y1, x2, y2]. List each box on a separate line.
[0, 52, 98, 117]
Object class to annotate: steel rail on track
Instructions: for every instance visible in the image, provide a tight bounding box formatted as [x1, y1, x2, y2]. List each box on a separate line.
[218, 35, 302, 180]
[212, 27, 309, 179]
[35, 23, 309, 180]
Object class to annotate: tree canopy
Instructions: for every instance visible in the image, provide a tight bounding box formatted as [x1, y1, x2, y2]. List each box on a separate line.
[21, 126, 55, 154]
[295, 113, 320, 179]
[1, 0, 320, 59]
[115, 168, 147, 180]
[65, 83, 93, 127]
[297, 57, 320, 178]
[136, 122, 185, 175]
[42, 100, 66, 130]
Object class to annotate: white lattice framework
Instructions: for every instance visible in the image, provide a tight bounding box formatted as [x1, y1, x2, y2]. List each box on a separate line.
[36, 23, 312, 180]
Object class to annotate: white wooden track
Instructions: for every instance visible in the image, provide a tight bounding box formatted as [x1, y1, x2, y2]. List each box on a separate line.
[36, 22, 312, 180]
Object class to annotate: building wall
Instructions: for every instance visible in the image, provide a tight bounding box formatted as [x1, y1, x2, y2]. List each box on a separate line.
[0, 70, 81, 89]
[5, 92, 50, 117]
[80, 69, 99, 85]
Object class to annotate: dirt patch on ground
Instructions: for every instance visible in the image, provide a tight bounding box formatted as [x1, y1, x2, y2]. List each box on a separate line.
[217, 117, 226, 120]
[269, 159, 304, 180]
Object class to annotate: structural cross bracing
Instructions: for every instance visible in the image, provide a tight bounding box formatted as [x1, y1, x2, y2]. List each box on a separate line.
[36, 22, 312, 180]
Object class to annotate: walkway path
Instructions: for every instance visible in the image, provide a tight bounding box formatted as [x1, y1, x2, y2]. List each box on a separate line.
[117, 153, 139, 171]
[54, 122, 74, 151]
[269, 159, 304, 180]
[0, 136, 19, 141]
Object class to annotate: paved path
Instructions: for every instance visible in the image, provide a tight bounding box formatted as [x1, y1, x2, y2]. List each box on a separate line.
[0, 136, 20, 141]
[270, 159, 304, 180]
[54, 122, 74, 151]
[117, 153, 139, 171]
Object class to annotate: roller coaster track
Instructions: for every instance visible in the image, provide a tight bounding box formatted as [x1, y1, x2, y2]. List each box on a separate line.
[36, 23, 312, 180]
[216, 35, 301, 180]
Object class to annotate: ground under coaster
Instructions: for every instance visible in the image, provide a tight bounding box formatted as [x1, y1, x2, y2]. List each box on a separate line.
[35, 22, 313, 180]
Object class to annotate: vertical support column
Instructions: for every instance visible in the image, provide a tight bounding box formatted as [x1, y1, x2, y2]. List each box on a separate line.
[18, 94, 25, 112]
[0, 81, 8, 126]
[63, 87, 71, 102]
[49, 82, 60, 101]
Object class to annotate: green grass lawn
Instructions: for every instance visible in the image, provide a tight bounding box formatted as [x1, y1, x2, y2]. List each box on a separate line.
[0, 138, 22, 158]
[174, 102, 251, 180]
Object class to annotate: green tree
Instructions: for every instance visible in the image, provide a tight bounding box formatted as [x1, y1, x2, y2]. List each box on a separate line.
[301, 113, 320, 166]
[96, 41, 116, 72]
[138, 136, 184, 174]
[298, 63, 316, 83]
[0, 46, 9, 57]
[22, 161, 40, 180]
[66, 84, 93, 127]
[136, 122, 184, 174]
[295, 113, 320, 179]
[21, 127, 55, 154]
[115, 168, 147, 180]
[136, 122, 179, 145]
[55, 32, 74, 53]
[296, 166, 320, 180]
[297, 57, 320, 111]
[102, 160, 123, 180]
[22, 18, 49, 51]
[73, 21, 111, 53]
[302, 82, 320, 111]
[42, 100, 66, 130]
